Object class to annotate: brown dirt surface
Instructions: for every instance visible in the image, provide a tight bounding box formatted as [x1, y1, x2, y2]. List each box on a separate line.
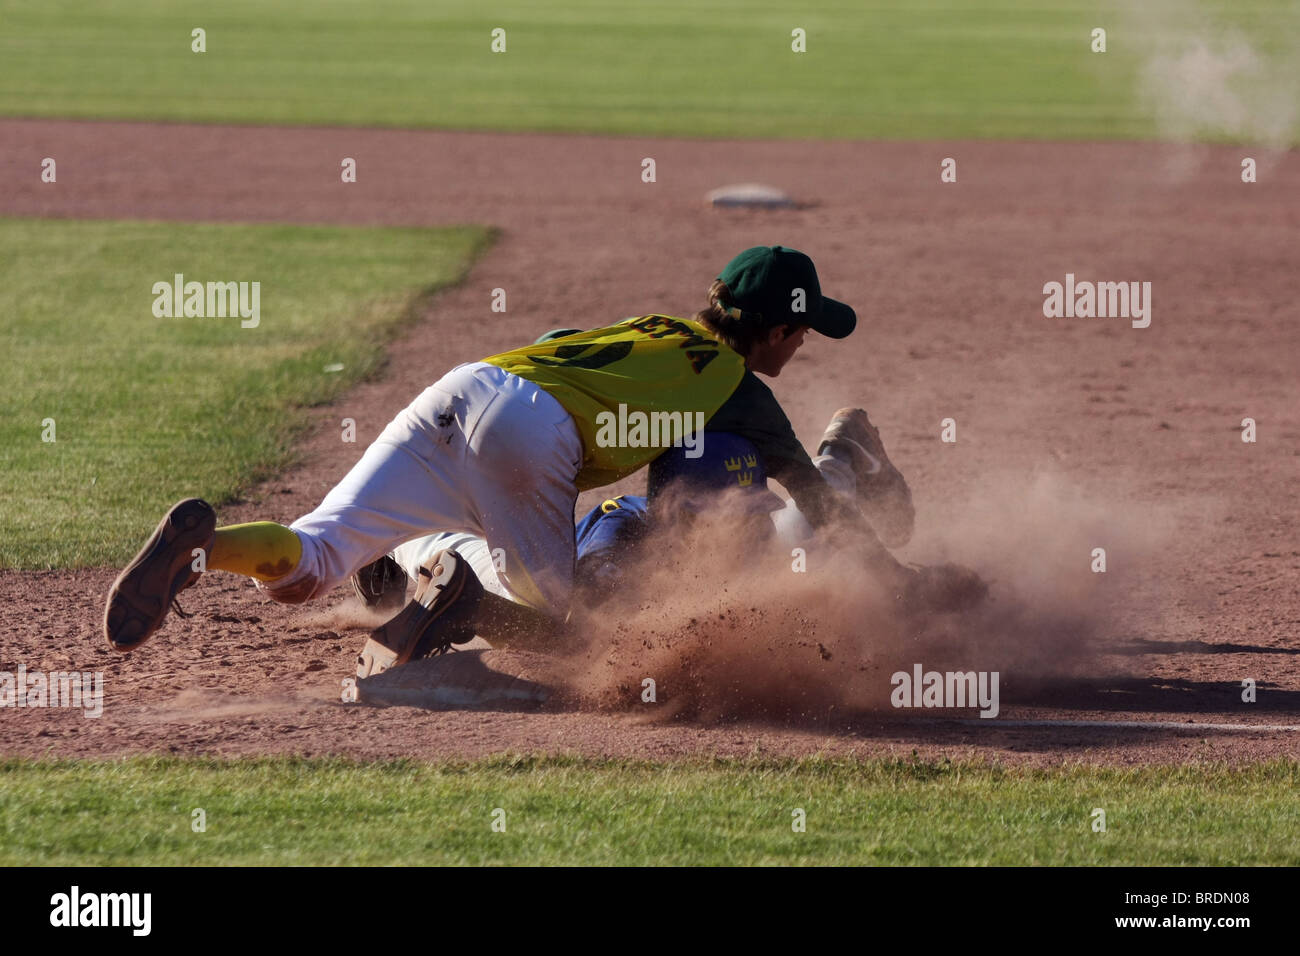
[1, 119, 1298, 765]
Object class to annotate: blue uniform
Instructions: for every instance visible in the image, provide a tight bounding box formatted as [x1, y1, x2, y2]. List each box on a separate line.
[573, 432, 783, 599]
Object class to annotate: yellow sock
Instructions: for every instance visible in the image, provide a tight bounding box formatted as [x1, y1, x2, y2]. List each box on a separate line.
[210, 522, 303, 581]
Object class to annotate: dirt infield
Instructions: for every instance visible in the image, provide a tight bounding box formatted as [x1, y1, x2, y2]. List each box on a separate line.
[1, 119, 1297, 764]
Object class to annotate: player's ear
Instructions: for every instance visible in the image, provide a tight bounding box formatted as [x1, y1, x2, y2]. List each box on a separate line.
[769, 324, 802, 345]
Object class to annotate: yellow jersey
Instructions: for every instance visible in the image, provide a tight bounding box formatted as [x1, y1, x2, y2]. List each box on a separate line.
[482, 316, 746, 489]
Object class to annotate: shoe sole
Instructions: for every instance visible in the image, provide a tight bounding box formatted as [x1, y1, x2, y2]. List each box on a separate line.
[356, 551, 472, 678]
[103, 498, 217, 653]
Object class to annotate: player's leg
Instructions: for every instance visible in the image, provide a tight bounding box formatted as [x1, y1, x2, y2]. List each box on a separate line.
[104, 365, 482, 651]
[466, 366, 583, 615]
[385, 491, 652, 614]
[392, 531, 563, 643]
[453, 366, 581, 646]
[385, 370, 582, 611]
[253, 389, 475, 606]
[392, 532, 514, 601]
[573, 496, 651, 601]
[356, 365, 582, 674]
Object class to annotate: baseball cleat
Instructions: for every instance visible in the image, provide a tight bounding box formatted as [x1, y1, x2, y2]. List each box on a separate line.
[818, 407, 915, 548]
[350, 554, 409, 613]
[355, 548, 484, 678]
[820, 407, 886, 476]
[103, 497, 217, 653]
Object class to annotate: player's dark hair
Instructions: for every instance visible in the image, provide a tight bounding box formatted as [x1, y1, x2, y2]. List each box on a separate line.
[695, 279, 797, 356]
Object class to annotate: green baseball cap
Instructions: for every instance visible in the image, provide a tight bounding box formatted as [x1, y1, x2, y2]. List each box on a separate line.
[717, 245, 856, 339]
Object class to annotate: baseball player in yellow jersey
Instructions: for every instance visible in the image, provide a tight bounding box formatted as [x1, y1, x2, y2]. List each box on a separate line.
[103, 245, 914, 675]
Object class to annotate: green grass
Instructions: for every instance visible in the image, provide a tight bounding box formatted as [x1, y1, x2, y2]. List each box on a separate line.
[0, 218, 492, 569]
[0, 0, 1294, 142]
[2, 755, 1298, 865]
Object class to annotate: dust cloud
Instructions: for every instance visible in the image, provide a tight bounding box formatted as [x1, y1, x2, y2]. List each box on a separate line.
[558, 470, 1174, 722]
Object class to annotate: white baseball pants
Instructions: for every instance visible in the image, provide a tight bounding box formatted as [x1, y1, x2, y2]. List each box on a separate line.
[257, 362, 583, 613]
[392, 451, 858, 594]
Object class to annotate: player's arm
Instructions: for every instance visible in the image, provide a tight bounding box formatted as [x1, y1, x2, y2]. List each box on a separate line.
[708, 372, 913, 545]
[768, 454, 909, 578]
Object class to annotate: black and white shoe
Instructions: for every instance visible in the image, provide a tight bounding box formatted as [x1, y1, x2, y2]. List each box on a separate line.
[355, 549, 484, 678]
